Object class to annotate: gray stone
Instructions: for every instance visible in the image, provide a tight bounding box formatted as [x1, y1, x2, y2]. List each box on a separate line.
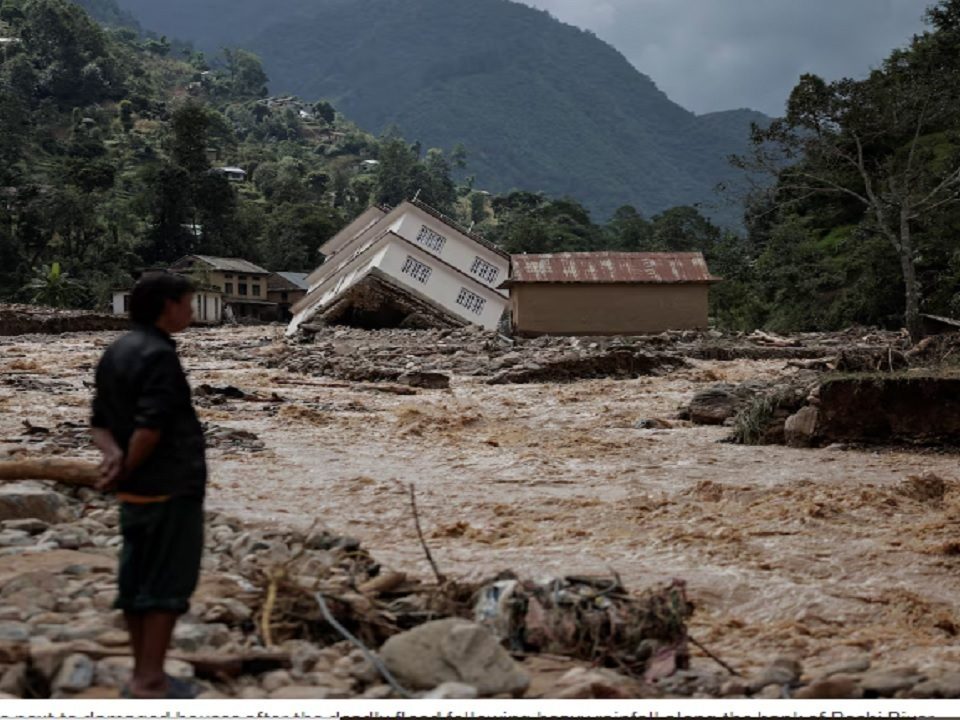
[269, 685, 332, 699]
[53, 653, 95, 693]
[261, 669, 292, 693]
[362, 684, 394, 699]
[0, 484, 72, 524]
[380, 618, 529, 697]
[423, 682, 478, 699]
[2, 519, 49, 534]
[0, 530, 33, 547]
[398, 371, 450, 390]
[860, 667, 923, 697]
[0, 663, 27, 696]
[95, 656, 194, 688]
[173, 622, 231, 652]
[905, 672, 960, 698]
[0, 621, 30, 642]
[748, 657, 802, 693]
[821, 656, 871, 677]
[794, 675, 861, 699]
[785, 406, 820, 447]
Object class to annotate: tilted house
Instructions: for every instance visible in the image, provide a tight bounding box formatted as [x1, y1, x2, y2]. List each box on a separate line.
[501, 252, 720, 336]
[288, 200, 511, 333]
[170, 255, 277, 321]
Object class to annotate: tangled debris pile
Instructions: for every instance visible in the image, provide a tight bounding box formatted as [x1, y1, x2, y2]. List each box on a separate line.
[0, 475, 696, 699]
[2, 475, 957, 699]
[272, 325, 906, 385]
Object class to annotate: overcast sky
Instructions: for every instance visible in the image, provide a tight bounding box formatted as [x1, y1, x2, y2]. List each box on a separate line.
[519, 0, 929, 116]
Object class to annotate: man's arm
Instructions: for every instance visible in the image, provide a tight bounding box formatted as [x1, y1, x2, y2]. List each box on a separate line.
[91, 427, 124, 491]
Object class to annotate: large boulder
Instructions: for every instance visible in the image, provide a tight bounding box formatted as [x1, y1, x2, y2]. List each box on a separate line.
[379, 618, 529, 697]
[686, 384, 748, 425]
[784, 406, 820, 447]
[0, 484, 73, 524]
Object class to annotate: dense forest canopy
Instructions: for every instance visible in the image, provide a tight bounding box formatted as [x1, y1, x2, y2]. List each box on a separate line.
[111, 0, 766, 225]
[731, 0, 960, 338]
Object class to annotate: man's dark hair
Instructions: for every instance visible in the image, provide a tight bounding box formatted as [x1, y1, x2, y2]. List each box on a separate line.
[129, 273, 195, 325]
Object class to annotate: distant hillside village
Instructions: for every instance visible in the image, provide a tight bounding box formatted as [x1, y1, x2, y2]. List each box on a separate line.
[116, 200, 719, 337]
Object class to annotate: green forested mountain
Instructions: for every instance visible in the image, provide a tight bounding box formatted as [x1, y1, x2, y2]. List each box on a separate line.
[0, 0, 734, 312]
[112, 0, 767, 224]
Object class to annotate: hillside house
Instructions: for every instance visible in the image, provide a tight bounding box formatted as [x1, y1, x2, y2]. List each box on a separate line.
[268, 272, 309, 320]
[214, 166, 247, 183]
[502, 252, 719, 336]
[289, 200, 510, 333]
[111, 270, 223, 325]
[170, 255, 277, 321]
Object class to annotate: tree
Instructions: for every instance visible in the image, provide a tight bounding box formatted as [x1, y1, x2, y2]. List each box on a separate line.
[736, 8, 960, 341]
[170, 102, 211, 176]
[22, 261, 86, 307]
[312, 99, 335, 125]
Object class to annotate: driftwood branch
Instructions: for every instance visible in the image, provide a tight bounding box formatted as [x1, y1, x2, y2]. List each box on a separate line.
[408, 483, 444, 584]
[0, 458, 98, 487]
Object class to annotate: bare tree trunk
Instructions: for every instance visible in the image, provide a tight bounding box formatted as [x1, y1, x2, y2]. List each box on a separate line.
[899, 209, 922, 344]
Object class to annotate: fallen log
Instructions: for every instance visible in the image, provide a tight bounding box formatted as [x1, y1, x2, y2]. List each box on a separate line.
[0, 458, 98, 487]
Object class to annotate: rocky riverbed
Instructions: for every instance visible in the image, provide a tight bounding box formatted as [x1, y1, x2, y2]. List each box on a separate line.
[2, 321, 960, 699]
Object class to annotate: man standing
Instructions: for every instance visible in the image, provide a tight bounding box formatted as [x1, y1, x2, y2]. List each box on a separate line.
[90, 273, 206, 699]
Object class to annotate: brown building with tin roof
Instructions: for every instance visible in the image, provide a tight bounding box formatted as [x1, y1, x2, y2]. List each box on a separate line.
[501, 251, 720, 336]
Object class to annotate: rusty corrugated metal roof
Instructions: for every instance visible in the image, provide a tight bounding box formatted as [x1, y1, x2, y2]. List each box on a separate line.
[505, 252, 718, 285]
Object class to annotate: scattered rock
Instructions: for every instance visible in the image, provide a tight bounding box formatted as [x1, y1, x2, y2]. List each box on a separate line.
[748, 657, 802, 694]
[269, 685, 333, 699]
[0, 484, 73, 524]
[380, 618, 529, 697]
[94, 656, 194, 688]
[553, 667, 647, 699]
[907, 672, 960, 698]
[260, 669, 293, 693]
[397, 371, 450, 390]
[52, 653, 95, 693]
[2, 519, 50, 534]
[821, 656, 871, 677]
[0, 663, 27, 696]
[423, 682, 478, 699]
[860, 667, 924, 697]
[794, 674, 861, 699]
[687, 384, 754, 425]
[784, 405, 819, 447]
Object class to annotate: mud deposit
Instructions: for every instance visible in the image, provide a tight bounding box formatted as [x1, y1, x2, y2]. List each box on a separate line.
[3, 325, 960, 680]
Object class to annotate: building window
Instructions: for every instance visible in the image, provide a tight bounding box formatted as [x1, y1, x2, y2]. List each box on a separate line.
[415, 225, 447, 254]
[401, 256, 432, 284]
[239, 283, 248, 296]
[281, 291, 288, 302]
[122, 294, 130, 312]
[252, 284, 261, 297]
[224, 282, 233, 295]
[456, 287, 486, 315]
[224, 274, 233, 279]
[470, 257, 499, 284]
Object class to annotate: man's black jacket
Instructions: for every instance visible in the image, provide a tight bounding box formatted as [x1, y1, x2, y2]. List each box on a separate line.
[91, 325, 206, 498]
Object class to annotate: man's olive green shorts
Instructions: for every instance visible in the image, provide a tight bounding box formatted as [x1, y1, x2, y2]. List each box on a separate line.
[114, 496, 204, 615]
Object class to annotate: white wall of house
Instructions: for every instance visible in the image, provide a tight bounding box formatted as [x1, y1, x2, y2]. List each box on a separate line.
[378, 240, 508, 330]
[389, 208, 509, 292]
[111, 292, 129, 316]
[192, 291, 223, 324]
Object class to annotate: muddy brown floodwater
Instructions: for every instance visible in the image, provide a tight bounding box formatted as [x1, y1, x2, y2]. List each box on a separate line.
[3, 325, 960, 679]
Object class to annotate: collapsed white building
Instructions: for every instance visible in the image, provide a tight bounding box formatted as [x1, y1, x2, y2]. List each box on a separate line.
[287, 200, 511, 334]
